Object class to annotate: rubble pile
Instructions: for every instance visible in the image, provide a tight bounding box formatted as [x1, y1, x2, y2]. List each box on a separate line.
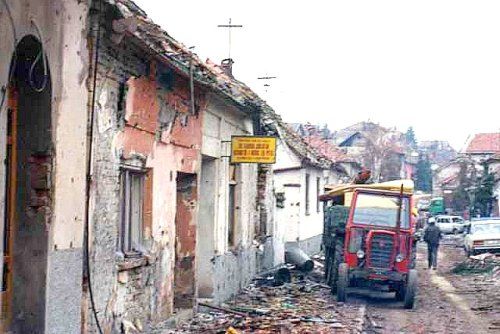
[166, 269, 365, 334]
[452, 253, 500, 275]
[451, 253, 500, 330]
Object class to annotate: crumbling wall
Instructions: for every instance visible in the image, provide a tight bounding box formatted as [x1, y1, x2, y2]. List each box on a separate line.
[198, 95, 259, 303]
[0, 1, 89, 333]
[86, 14, 204, 330]
[212, 247, 257, 304]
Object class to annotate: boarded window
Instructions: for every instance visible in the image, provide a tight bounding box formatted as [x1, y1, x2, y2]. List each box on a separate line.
[305, 173, 310, 215]
[119, 169, 146, 254]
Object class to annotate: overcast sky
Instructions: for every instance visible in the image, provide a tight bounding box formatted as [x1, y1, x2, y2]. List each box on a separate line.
[134, 0, 500, 150]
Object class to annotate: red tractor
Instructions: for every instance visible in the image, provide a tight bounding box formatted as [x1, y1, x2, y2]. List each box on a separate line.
[321, 180, 418, 309]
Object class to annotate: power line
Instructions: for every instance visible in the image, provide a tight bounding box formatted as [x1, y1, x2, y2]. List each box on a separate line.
[84, 1, 104, 333]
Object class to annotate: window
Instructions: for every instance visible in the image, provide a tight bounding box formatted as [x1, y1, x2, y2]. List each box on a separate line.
[352, 193, 410, 228]
[305, 173, 310, 215]
[119, 168, 146, 254]
[228, 164, 239, 247]
[316, 177, 321, 213]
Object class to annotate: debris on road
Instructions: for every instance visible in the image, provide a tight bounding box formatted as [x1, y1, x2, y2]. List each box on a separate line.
[447, 249, 500, 332]
[452, 252, 500, 275]
[165, 270, 365, 333]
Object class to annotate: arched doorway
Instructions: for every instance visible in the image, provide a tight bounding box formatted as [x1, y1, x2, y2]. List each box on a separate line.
[1, 35, 52, 333]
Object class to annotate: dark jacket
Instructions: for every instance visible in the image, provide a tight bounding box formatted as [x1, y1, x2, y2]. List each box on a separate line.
[424, 224, 442, 246]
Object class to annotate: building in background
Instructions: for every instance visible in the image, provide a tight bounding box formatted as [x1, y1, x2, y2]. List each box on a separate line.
[418, 140, 457, 168]
[273, 124, 349, 256]
[331, 122, 408, 182]
[485, 155, 500, 216]
[464, 133, 500, 164]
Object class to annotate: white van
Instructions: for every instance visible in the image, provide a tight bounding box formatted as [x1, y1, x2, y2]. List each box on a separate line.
[430, 215, 466, 234]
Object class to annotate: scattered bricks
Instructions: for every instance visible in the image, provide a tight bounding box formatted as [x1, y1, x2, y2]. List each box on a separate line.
[166, 270, 366, 334]
[29, 162, 50, 190]
[118, 271, 129, 284]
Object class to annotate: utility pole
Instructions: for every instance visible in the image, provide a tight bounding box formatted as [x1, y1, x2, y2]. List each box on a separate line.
[217, 18, 243, 59]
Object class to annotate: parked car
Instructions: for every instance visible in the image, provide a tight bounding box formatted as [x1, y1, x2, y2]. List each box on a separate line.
[464, 219, 500, 256]
[430, 215, 467, 234]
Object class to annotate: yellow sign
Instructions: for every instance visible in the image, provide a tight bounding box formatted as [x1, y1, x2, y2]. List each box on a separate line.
[230, 136, 277, 164]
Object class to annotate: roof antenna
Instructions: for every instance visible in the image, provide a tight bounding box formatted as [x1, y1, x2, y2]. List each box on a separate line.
[258, 75, 277, 93]
[217, 18, 243, 59]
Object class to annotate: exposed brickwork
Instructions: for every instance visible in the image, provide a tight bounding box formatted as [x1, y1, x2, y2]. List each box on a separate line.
[85, 7, 205, 331]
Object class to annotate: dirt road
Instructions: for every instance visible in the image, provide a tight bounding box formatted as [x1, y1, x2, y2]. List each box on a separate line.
[357, 236, 497, 334]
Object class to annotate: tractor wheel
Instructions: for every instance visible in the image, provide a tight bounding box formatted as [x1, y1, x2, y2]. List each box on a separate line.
[410, 245, 417, 269]
[330, 238, 344, 293]
[325, 246, 335, 285]
[336, 263, 349, 302]
[395, 284, 405, 301]
[404, 269, 418, 309]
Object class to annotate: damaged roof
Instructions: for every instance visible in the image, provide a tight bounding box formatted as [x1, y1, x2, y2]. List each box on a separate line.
[107, 0, 270, 111]
[105, 0, 344, 171]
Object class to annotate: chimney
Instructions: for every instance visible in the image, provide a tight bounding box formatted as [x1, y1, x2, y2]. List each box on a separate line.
[221, 58, 234, 77]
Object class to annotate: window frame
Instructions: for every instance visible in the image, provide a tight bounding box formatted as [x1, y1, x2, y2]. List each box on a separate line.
[119, 167, 147, 257]
[227, 164, 240, 248]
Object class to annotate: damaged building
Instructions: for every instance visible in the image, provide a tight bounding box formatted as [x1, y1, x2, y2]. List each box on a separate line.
[84, 1, 280, 332]
[0, 0, 287, 333]
[273, 124, 350, 256]
[0, 0, 89, 333]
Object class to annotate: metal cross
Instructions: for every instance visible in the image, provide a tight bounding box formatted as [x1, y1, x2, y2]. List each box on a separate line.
[217, 18, 243, 59]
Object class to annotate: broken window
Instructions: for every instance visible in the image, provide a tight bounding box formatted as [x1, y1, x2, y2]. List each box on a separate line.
[305, 173, 310, 215]
[228, 164, 239, 247]
[119, 168, 146, 255]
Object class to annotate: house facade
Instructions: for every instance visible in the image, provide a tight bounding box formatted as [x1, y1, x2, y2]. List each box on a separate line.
[274, 125, 349, 256]
[464, 133, 500, 164]
[0, 1, 89, 332]
[197, 90, 259, 304]
[83, 1, 276, 332]
[331, 122, 408, 182]
[0, 0, 281, 333]
[485, 155, 500, 216]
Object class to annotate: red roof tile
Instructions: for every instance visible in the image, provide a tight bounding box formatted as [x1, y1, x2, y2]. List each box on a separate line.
[466, 133, 500, 154]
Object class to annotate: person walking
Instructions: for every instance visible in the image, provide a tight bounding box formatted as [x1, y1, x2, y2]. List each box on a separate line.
[424, 219, 442, 269]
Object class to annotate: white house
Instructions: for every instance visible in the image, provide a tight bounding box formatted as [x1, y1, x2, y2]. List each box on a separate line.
[274, 129, 349, 255]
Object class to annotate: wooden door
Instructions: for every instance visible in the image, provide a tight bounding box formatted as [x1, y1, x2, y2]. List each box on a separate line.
[1, 88, 17, 329]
